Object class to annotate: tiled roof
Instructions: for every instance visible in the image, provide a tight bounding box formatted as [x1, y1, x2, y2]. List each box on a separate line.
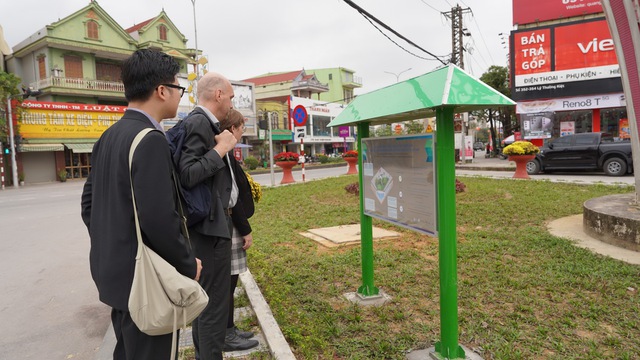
[242, 70, 301, 86]
[125, 18, 154, 33]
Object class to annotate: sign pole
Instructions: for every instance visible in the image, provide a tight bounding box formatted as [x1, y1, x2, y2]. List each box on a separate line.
[0, 141, 4, 190]
[300, 138, 305, 182]
[434, 106, 464, 359]
[356, 122, 378, 297]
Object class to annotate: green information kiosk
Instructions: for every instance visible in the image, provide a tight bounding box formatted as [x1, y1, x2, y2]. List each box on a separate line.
[328, 64, 515, 359]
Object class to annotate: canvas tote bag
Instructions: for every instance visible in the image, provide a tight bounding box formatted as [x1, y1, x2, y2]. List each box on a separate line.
[127, 128, 208, 357]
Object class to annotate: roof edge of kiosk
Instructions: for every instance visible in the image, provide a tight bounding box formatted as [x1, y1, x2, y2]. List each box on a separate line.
[328, 64, 516, 127]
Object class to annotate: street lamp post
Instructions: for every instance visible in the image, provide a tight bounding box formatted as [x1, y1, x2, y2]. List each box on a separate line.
[384, 67, 412, 82]
[6, 89, 41, 188]
[190, 0, 199, 79]
[6, 97, 19, 188]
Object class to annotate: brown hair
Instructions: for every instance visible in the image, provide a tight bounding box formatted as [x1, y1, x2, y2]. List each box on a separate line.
[220, 108, 245, 132]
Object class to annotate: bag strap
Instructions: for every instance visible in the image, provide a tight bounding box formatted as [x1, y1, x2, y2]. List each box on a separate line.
[128, 128, 154, 257]
[128, 127, 187, 360]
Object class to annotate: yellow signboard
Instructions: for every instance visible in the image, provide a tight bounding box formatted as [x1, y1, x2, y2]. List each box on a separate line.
[18, 100, 126, 139]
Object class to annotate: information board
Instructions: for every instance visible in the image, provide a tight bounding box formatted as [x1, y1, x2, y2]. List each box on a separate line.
[362, 134, 437, 235]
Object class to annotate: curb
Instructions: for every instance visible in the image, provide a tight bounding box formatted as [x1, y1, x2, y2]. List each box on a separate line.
[94, 269, 294, 360]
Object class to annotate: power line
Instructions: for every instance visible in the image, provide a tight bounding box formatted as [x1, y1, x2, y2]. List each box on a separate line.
[342, 0, 448, 65]
[467, 10, 496, 65]
[420, 0, 442, 13]
[360, 14, 448, 61]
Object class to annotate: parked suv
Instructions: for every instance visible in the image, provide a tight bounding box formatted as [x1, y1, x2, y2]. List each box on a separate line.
[526, 133, 633, 176]
[472, 141, 484, 151]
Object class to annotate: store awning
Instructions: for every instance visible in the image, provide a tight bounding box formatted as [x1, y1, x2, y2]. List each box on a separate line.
[64, 143, 94, 153]
[271, 129, 292, 141]
[20, 143, 65, 152]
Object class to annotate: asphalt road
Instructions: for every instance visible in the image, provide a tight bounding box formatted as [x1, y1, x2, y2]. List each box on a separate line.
[0, 181, 109, 360]
[0, 164, 633, 359]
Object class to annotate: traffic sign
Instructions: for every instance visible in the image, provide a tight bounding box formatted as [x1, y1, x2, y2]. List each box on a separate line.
[294, 126, 306, 139]
[292, 105, 308, 126]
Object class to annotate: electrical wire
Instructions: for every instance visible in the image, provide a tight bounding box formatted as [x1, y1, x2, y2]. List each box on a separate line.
[342, 0, 448, 65]
[466, 10, 496, 64]
[360, 14, 447, 62]
[420, 0, 442, 13]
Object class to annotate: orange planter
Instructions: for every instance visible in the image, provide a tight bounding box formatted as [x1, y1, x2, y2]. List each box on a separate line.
[275, 161, 297, 184]
[344, 157, 358, 175]
[508, 154, 535, 179]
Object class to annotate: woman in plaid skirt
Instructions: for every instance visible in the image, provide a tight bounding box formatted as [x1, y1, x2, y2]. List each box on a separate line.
[219, 109, 259, 351]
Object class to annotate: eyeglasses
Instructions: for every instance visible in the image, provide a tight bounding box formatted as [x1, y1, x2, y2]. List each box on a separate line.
[159, 83, 186, 97]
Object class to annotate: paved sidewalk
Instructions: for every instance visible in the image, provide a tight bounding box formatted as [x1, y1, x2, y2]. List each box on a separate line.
[455, 153, 515, 171]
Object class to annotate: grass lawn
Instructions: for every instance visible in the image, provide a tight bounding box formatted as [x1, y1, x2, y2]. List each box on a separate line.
[245, 175, 639, 359]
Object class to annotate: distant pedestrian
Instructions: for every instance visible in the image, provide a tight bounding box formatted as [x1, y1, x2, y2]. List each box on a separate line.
[81, 49, 202, 360]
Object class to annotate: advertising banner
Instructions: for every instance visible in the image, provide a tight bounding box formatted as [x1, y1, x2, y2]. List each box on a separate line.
[521, 112, 554, 139]
[516, 93, 625, 113]
[560, 121, 576, 136]
[19, 100, 126, 139]
[513, 0, 603, 26]
[511, 18, 623, 100]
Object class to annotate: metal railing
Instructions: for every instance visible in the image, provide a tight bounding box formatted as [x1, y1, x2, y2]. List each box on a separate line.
[31, 77, 125, 93]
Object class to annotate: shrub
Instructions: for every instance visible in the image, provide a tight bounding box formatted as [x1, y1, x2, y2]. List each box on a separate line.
[502, 141, 539, 155]
[344, 182, 359, 195]
[244, 156, 259, 170]
[318, 154, 329, 164]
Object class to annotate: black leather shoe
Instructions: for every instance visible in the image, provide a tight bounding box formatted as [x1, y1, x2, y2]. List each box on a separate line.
[223, 332, 259, 352]
[233, 326, 254, 339]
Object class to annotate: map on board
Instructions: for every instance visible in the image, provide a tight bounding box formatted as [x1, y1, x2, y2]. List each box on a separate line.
[362, 134, 437, 235]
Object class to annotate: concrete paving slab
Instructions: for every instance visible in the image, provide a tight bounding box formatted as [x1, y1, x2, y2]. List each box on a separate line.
[548, 214, 640, 265]
[344, 290, 392, 306]
[301, 224, 401, 247]
[407, 345, 484, 359]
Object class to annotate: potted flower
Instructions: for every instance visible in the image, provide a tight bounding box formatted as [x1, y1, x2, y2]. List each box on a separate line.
[502, 141, 540, 179]
[342, 150, 358, 174]
[274, 152, 300, 184]
[58, 169, 68, 182]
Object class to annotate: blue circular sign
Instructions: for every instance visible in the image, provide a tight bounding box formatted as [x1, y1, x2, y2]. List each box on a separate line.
[292, 105, 308, 126]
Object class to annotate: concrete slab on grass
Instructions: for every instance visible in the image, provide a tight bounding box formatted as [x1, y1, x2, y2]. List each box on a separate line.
[300, 224, 401, 247]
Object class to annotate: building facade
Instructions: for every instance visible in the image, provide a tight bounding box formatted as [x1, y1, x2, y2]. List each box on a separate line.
[3, 2, 199, 184]
[510, 0, 627, 146]
[243, 68, 360, 158]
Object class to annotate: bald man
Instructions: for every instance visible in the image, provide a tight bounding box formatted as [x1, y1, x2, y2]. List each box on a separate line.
[175, 72, 255, 359]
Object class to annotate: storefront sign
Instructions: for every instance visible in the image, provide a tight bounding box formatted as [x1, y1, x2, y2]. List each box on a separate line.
[516, 93, 625, 113]
[19, 100, 126, 139]
[513, 0, 603, 25]
[512, 19, 623, 100]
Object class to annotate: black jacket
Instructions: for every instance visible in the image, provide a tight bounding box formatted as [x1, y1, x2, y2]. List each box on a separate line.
[229, 156, 254, 236]
[177, 107, 233, 239]
[81, 110, 196, 310]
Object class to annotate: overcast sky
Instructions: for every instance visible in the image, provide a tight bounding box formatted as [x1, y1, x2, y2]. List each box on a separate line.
[0, 0, 513, 96]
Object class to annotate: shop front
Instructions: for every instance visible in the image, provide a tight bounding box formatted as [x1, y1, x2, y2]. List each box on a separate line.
[516, 93, 627, 146]
[16, 100, 125, 183]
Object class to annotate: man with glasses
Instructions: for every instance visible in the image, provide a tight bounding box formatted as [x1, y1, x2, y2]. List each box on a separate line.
[81, 49, 202, 360]
[174, 72, 252, 359]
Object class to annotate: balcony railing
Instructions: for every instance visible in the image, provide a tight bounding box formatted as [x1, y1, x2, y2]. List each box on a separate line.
[31, 77, 125, 93]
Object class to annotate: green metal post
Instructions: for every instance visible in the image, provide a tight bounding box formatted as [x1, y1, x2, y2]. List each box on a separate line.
[434, 107, 464, 359]
[356, 122, 378, 296]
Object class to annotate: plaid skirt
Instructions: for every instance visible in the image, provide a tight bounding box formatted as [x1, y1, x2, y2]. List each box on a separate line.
[230, 226, 248, 275]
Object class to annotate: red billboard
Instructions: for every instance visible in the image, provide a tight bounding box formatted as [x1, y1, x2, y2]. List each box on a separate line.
[511, 18, 622, 100]
[554, 19, 617, 70]
[513, 0, 604, 25]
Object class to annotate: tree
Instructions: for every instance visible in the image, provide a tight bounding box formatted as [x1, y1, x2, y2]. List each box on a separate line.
[405, 120, 425, 134]
[0, 72, 23, 142]
[476, 65, 517, 156]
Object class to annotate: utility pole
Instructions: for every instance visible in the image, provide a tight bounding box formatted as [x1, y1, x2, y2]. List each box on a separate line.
[444, 5, 472, 164]
[443, 5, 471, 69]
